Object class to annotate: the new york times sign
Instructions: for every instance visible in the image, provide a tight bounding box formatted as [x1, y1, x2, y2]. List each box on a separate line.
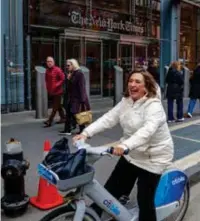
[67, 10, 144, 35]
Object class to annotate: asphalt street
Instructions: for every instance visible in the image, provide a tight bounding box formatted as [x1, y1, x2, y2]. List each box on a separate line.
[1, 116, 200, 221]
[183, 180, 200, 221]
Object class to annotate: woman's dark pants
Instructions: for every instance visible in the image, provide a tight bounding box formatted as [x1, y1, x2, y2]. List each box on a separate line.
[91, 157, 161, 221]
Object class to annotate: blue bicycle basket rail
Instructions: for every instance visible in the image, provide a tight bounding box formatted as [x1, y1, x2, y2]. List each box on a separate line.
[37, 163, 59, 185]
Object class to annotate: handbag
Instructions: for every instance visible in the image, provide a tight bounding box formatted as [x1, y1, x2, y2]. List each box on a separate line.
[43, 138, 87, 180]
[75, 104, 92, 125]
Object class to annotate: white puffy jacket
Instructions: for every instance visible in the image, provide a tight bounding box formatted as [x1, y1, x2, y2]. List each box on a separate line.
[82, 96, 174, 174]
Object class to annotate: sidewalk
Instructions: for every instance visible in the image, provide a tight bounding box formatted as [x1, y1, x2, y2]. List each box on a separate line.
[1, 97, 199, 127]
[1, 97, 113, 126]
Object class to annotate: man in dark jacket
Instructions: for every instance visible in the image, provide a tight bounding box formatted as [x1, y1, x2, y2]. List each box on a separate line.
[44, 56, 65, 127]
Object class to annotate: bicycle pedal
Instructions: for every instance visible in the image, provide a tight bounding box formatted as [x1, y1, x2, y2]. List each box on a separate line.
[119, 195, 131, 205]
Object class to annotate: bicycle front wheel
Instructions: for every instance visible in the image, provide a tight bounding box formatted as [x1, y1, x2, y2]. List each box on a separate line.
[39, 204, 101, 221]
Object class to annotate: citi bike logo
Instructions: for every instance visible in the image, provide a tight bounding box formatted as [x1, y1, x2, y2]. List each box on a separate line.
[103, 199, 120, 216]
[172, 176, 185, 185]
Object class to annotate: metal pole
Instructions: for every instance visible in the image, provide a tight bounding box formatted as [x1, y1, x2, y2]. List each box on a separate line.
[26, 35, 32, 110]
[114, 65, 123, 105]
[4, 35, 10, 113]
[183, 67, 190, 98]
[163, 65, 169, 99]
[80, 66, 90, 102]
[35, 66, 46, 119]
[42, 72, 48, 118]
[36, 71, 42, 119]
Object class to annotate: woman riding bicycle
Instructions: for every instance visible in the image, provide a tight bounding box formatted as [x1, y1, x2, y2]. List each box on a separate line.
[73, 70, 174, 221]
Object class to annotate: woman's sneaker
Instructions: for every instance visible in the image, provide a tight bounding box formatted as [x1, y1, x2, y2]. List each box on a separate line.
[167, 120, 175, 123]
[187, 113, 192, 118]
[176, 118, 184, 122]
[59, 131, 72, 135]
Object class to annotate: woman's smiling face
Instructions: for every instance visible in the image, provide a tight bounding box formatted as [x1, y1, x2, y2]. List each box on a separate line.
[128, 73, 147, 101]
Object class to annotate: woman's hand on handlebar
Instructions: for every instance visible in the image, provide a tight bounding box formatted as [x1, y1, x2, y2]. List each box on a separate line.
[112, 146, 127, 156]
[73, 134, 87, 144]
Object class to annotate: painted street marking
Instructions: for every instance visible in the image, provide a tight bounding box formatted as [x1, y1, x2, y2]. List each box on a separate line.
[172, 135, 200, 143]
[173, 150, 200, 171]
[169, 119, 200, 131]
[104, 121, 200, 171]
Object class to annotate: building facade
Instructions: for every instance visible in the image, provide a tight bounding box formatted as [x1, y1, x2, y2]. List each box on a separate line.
[1, 0, 200, 112]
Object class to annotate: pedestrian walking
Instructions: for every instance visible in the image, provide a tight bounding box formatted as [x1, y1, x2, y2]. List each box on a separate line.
[60, 70, 77, 135]
[59, 59, 90, 135]
[186, 63, 200, 118]
[166, 61, 184, 122]
[44, 56, 65, 127]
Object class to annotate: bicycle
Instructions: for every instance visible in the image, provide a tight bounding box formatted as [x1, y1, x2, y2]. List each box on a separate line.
[38, 140, 189, 221]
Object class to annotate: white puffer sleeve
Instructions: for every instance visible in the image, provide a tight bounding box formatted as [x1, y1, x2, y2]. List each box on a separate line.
[82, 99, 123, 138]
[121, 100, 166, 150]
[156, 84, 161, 100]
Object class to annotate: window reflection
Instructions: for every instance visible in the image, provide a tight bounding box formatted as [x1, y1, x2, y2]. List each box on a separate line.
[180, 3, 198, 69]
[148, 42, 160, 63]
[135, 45, 147, 70]
[86, 41, 101, 95]
[103, 40, 117, 96]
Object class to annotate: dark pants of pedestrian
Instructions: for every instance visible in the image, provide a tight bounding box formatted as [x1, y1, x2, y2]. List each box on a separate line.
[167, 97, 183, 120]
[91, 157, 161, 221]
[48, 95, 65, 123]
[64, 102, 85, 133]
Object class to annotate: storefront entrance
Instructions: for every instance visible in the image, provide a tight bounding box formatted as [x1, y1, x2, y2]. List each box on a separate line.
[86, 40, 102, 96]
[118, 42, 148, 90]
[58, 35, 118, 97]
[59, 37, 81, 73]
[31, 32, 148, 106]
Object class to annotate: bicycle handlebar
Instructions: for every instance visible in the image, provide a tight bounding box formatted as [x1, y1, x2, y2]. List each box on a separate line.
[107, 147, 129, 155]
[74, 140, 129, 156]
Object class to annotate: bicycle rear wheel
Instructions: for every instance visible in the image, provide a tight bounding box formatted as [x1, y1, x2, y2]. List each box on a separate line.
[39, 204, 101, 221]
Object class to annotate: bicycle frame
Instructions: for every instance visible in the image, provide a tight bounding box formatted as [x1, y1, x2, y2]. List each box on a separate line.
[38, 141, 189, 221]
[70, 173, 185, 221]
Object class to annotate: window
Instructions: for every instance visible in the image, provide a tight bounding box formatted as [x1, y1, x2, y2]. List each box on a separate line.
[180, 3, 198, 69]
[93, 0, 129, 14]
[29, 0, 87, 26]
[53, 0, 86, 5]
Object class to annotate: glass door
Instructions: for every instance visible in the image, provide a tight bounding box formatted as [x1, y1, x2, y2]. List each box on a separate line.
[85, 40, 102, 96]
[119, 44, 133, 91]
[103, 40, 117, 97]
[135, 44, 148, 70]
[59, 37, 81, 74]
[119, 44, 132, 73]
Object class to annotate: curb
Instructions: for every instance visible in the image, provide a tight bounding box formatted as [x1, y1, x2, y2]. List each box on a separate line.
[186, 163, 200, 187]
[173, 150, 200, 187]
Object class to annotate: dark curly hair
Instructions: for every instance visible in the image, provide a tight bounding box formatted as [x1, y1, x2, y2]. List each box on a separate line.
[124, 71, 157, 98]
